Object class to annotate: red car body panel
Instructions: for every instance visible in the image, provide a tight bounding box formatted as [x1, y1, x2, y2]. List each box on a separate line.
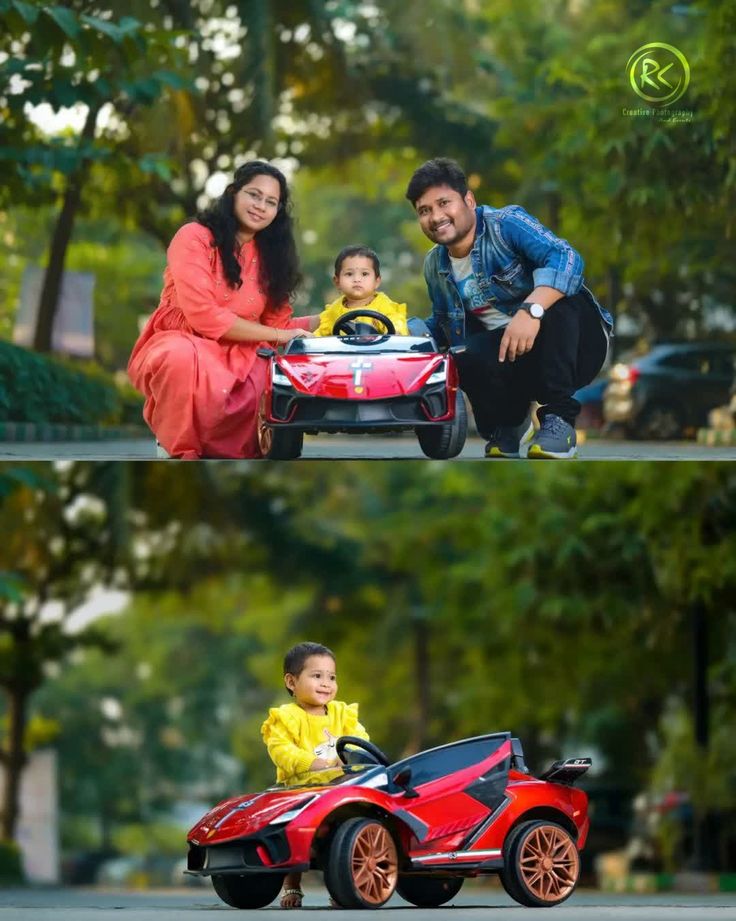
[275, 353, 449, 402]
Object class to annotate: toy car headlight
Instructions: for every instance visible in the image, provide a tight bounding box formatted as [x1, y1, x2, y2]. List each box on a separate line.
[272, 365, 293, 387]
[268, 795, 317, 825]
[425, 361, 447, 385]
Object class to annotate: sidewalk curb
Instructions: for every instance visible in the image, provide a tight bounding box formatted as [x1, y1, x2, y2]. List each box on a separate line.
[600, 871, 736, 893]
[697, 428, 736, 447]
[0, 422, 149, 442]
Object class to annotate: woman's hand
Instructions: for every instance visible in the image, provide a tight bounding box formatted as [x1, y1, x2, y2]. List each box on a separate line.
[276, 328, 315, 343]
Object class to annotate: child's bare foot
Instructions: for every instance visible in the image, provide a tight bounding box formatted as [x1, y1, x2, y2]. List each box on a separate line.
[280, 888, 304, 909]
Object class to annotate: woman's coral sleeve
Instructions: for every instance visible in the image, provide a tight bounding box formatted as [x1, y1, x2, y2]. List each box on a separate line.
[260, 301, 312, 332]
[261, 709, 314, 776]
[167, 224, 238, 340]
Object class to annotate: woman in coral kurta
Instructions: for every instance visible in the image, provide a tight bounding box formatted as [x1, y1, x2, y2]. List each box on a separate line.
[128, 161, 319, 459]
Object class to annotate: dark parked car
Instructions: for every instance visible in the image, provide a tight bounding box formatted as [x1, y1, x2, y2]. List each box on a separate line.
[603, 341, 736, 439]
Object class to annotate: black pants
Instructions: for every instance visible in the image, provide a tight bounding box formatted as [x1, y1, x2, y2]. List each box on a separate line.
[454, 290, 610, 437]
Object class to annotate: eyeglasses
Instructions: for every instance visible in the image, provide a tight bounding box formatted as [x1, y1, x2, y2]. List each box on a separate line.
[241, 187, 280, 211]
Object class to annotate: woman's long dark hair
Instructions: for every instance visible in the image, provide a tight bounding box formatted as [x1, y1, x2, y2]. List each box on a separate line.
[197, 161, 302, 306]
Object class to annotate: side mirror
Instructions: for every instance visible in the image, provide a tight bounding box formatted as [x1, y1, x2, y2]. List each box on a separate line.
[257, 347, 276, 358]
[392, 767, 419, 799]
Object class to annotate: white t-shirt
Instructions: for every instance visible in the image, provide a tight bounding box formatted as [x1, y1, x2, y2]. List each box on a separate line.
[450, 253, 510, 330]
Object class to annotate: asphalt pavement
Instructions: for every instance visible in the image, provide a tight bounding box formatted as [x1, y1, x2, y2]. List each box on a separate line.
[0, 435, 734, 461]
[0, 887, 735, 921]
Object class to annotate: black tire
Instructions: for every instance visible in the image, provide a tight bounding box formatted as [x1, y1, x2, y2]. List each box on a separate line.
[257, 392, 304, 459]
[324, 817, 399, 909]
[211, 872, 285, 908]
[499, 820, 580, 908]
[266, 427, 304, 460]
[396, 875, 464, 907]
[633, 403, 682, 440]
[416, 391, 468, 459]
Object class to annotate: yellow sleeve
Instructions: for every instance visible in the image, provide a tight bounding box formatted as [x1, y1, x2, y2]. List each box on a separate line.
[335, 701, 369, 741]
[261, 708, 314, 777]
[384, 303, 409, 336]
[369, 295, 409, 335]
[315, 300, 346, 337]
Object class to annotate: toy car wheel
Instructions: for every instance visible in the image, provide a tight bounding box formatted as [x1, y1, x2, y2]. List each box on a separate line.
[325, 817, 398, 908]
[211, 871, 285, 908]
[257, 393, 303, 459]
[416, 390, 467, 459]
[396, 875, 464, 907]
[500, 820, 580, 907]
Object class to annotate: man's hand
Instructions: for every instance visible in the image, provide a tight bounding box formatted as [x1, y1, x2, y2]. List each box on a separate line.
[499, 312, 541, 363]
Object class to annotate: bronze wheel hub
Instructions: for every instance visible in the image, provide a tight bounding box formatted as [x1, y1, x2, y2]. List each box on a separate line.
[257, 394, 272, 456]
[350, 823, 398, 905]
[518, 824, 579, 903]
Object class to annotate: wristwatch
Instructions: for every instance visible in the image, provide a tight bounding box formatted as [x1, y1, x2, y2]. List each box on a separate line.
[517, 301, 545, 320]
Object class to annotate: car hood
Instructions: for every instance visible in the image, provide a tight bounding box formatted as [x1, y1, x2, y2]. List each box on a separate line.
[275, 353, 446, 400]
[187, 786, 332, 845]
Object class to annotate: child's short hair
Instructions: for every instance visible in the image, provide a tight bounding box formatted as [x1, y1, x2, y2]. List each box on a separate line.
[283, 642, 336, 696]
[334, 245, 380, 276]
[405, 157, 468, 206]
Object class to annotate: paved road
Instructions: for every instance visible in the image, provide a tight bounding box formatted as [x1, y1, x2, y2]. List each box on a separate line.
[0, 887, 735, 921]
[1, 435, 734, 461]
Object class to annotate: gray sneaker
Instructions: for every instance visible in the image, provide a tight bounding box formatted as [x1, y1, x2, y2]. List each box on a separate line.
[525, 413, 577, 459]
[484, 413, 535, 458]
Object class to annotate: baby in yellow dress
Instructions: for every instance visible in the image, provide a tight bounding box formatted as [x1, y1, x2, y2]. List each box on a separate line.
[314, 245, 409, 336]
[261, 641, 369, 909]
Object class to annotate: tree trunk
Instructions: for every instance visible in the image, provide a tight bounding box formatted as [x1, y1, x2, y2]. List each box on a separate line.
[248, 0, 275, 152]
[32, 104, 100, 353]
[1, 687, 29, 841]
[410, 612, 430, 753]
[691, 600, 709, 870]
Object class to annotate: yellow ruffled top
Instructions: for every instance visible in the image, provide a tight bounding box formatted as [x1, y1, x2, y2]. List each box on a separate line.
[261, 700, 369, 784]
[315, 291, 409, 337]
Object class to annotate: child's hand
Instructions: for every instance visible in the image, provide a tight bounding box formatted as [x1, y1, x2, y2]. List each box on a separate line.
[309, 756, 339, 771]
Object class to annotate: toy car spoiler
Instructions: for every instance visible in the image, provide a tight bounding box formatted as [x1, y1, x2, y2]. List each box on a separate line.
[538, 757, 591, 786]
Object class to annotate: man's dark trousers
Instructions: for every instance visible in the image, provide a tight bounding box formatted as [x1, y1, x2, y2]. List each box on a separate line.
[454, 290, 609, 438]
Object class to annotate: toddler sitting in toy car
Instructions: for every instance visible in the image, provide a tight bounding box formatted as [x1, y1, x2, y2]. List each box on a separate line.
[261, 641, 370, 909]
[314, 245, 409, 336]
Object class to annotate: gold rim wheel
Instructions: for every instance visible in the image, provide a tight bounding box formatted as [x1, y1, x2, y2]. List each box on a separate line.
[349, 823, 398, 905]
[518, 824, 579, 903]
[257, 393, 273, 456]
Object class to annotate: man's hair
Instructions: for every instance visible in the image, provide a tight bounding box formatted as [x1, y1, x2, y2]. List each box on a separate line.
[405, 158, 468, 206]
[334, 244, 380, 276]
[283, 642, 336, 696]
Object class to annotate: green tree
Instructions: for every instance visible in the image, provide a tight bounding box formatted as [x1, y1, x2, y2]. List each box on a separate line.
[0, 463, 123, 839]
[0, 1, 191, 351]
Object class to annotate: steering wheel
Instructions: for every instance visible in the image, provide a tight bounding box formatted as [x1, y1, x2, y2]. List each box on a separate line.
[336, 735, 390, 766]
[332, 309, 396, 337]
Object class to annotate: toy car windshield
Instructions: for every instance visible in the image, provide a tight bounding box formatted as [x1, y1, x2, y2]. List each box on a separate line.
[267, 763, 384, 791]
[285, 336, 437, 355]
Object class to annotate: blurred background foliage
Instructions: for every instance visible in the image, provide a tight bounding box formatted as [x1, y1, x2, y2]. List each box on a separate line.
[1, 0, 734, 368]
[0, 462, 734, 869]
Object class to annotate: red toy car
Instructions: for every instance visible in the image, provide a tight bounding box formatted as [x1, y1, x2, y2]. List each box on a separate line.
[186, 732, 590, 909]
[256, 309, 467, 459]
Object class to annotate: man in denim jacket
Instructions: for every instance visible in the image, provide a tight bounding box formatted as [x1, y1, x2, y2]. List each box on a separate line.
[406, 158, 613, 459]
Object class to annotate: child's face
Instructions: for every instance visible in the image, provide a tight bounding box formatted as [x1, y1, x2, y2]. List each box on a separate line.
[286, 654, 337, 712]
[334, 256, 380, 303]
